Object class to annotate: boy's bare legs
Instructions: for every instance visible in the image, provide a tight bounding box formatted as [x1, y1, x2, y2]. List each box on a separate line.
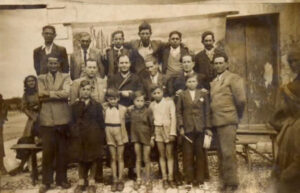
[157, 142, 169, 189]
[134, 143, 142, 181]
[143, 145, 152, 191]
[109, 146, 118, 183]
[117, 145, 125, 191]
[166, 142, 175, 187]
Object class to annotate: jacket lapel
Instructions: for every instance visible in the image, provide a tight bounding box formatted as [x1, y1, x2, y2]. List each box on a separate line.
[53, 72, 63, 90]
[184, 90, 193, 104]
[46, 73, 55, 90]
[194, 90, 201, 104]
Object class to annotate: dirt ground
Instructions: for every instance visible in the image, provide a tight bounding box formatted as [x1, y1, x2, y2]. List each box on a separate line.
[0, 112, 274, 193]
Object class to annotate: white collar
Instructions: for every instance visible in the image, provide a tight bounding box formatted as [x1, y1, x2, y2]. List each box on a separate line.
[139, 41, 152, 49]
[42, 43, 53, 50]
[120, 71, 130, 78]
[205, 47, 215, 54]
[184, 70, 195, 76]
[150, 72, 159, 80]
[81, 47, 91, 54]
[114, 46, 124, 51]
[170, 46, 180, 52]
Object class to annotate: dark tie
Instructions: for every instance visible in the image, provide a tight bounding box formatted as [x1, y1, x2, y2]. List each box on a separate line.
[83, 49, 87, 65]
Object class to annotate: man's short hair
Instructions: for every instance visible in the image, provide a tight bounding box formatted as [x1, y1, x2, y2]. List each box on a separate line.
[117, 53, 131, 63]
[180, 53, 195, 63]
[213, 51, 228, 63]
[106, 88, 119, 98]
[139, 21, 152, 33]
[145, 55, 158, 64]
[47, 56, 61, 63]
[169, 31, 182, 39]
[111, 30, 124, 39]
[42, 25, 56, 34]
[86, 59, 97, 66]
[201, 31, 215, 43]
[80, 32, 91, 40]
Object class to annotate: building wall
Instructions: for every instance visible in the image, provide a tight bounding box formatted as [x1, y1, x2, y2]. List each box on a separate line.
[0, 2, 299, 97]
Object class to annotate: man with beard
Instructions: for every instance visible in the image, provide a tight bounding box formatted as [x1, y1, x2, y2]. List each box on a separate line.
[108, 54, 143, 179]
[70, 32, 105, 80]
[194, 31, 223, 83]
[34, 25, 69, 75]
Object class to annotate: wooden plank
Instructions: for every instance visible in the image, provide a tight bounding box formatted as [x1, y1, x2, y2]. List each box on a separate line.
[11, 144, 42, 150]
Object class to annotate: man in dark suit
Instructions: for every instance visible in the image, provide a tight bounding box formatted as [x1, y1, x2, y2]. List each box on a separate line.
[37, 57, 71, 193]
[161, 31, 189, 80]
[108, 53, 143, 179]
[194, 31, 223, 83]
[103, 30, 132, 77]
[210, 51, 246, 192]
[34, 25, 69, 75]
[126, 22, 164, 77]
[70, 32, 105, 80]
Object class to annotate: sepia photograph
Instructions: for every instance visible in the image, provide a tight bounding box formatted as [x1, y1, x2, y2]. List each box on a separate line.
[0, 0, 299, 193]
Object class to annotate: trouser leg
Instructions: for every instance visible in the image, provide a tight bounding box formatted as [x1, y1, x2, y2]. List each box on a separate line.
[41, 126, 55, 185]
[216, 125, 239, 186]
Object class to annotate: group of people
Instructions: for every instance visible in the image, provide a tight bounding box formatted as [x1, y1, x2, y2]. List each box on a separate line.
[1, 20, 298, 193]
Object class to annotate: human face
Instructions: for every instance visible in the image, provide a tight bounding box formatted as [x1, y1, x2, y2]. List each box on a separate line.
[85, 61, 98, 78]
[80, 85, 92, 99]
[134, 95, 145, 109]
[47, 58, 60, 73]
[107, 97, 119, 107]
[182, 55, 195, 73]
[186, 77, 198, 90]
[214, 57, 228, 74]
[203, 34, 214, 50]
[288, 57, 300, 74]
[145, 61, 158, 76]
[169, 33, 181, 49]
[80, 35, 91, 50]
[42, 28, 56, 44]
[26, 77, 36, 89]
[151, 88, 163, 102]
[139, 29, 151, 46]
[118, 56, 131, 73]
[112, 33, 124, 49]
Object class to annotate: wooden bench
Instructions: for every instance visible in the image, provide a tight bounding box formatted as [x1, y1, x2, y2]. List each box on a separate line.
[11, 144, 42, 186]
[237, 127, 277, 161]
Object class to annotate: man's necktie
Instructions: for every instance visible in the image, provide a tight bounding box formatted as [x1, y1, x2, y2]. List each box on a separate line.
[83, 49, 87, 65]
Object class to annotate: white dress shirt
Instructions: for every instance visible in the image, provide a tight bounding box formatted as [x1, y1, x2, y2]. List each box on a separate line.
[42, 43, 53, 55]
[189, 90, 196, 101]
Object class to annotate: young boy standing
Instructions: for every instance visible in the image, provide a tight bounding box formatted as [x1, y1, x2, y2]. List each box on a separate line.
[149, 85, 177, 189]
[176, 73, 212, 187]
[103, 88, 128, 192]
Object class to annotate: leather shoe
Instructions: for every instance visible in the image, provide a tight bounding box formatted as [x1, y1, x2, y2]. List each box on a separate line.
[57, 182, 71, 189]
[39, 184, 50, 193]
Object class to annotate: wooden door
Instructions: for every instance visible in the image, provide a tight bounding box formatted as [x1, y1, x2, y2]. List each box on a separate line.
[225, 14, 279, 126]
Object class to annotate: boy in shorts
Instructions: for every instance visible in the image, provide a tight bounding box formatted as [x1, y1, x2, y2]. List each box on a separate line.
[103, 88, 128, 192]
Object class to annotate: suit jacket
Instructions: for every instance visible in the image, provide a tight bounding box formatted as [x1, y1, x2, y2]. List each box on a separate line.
[38, 72, 71, 126]
[34, 43, 69, 75]
[127, 39, 164, 76]
[108, 72, 143, 107]
[210, 70, 246, 127]
[103, 103, 129, 144]
[194, 48, 223, 82]
[70, 76, 107, 105]
[166, 72, 207, 97]
[70, 47, 105, 80]
[161, 44, 189, 74]
[103, 47, 132, 77]
[142, 72, 167, 100]
[176, 89, 211, 133]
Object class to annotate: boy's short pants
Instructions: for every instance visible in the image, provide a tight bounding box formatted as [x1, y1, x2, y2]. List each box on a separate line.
[155, 126, 171, 143]
[105, 126, 124, 147]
